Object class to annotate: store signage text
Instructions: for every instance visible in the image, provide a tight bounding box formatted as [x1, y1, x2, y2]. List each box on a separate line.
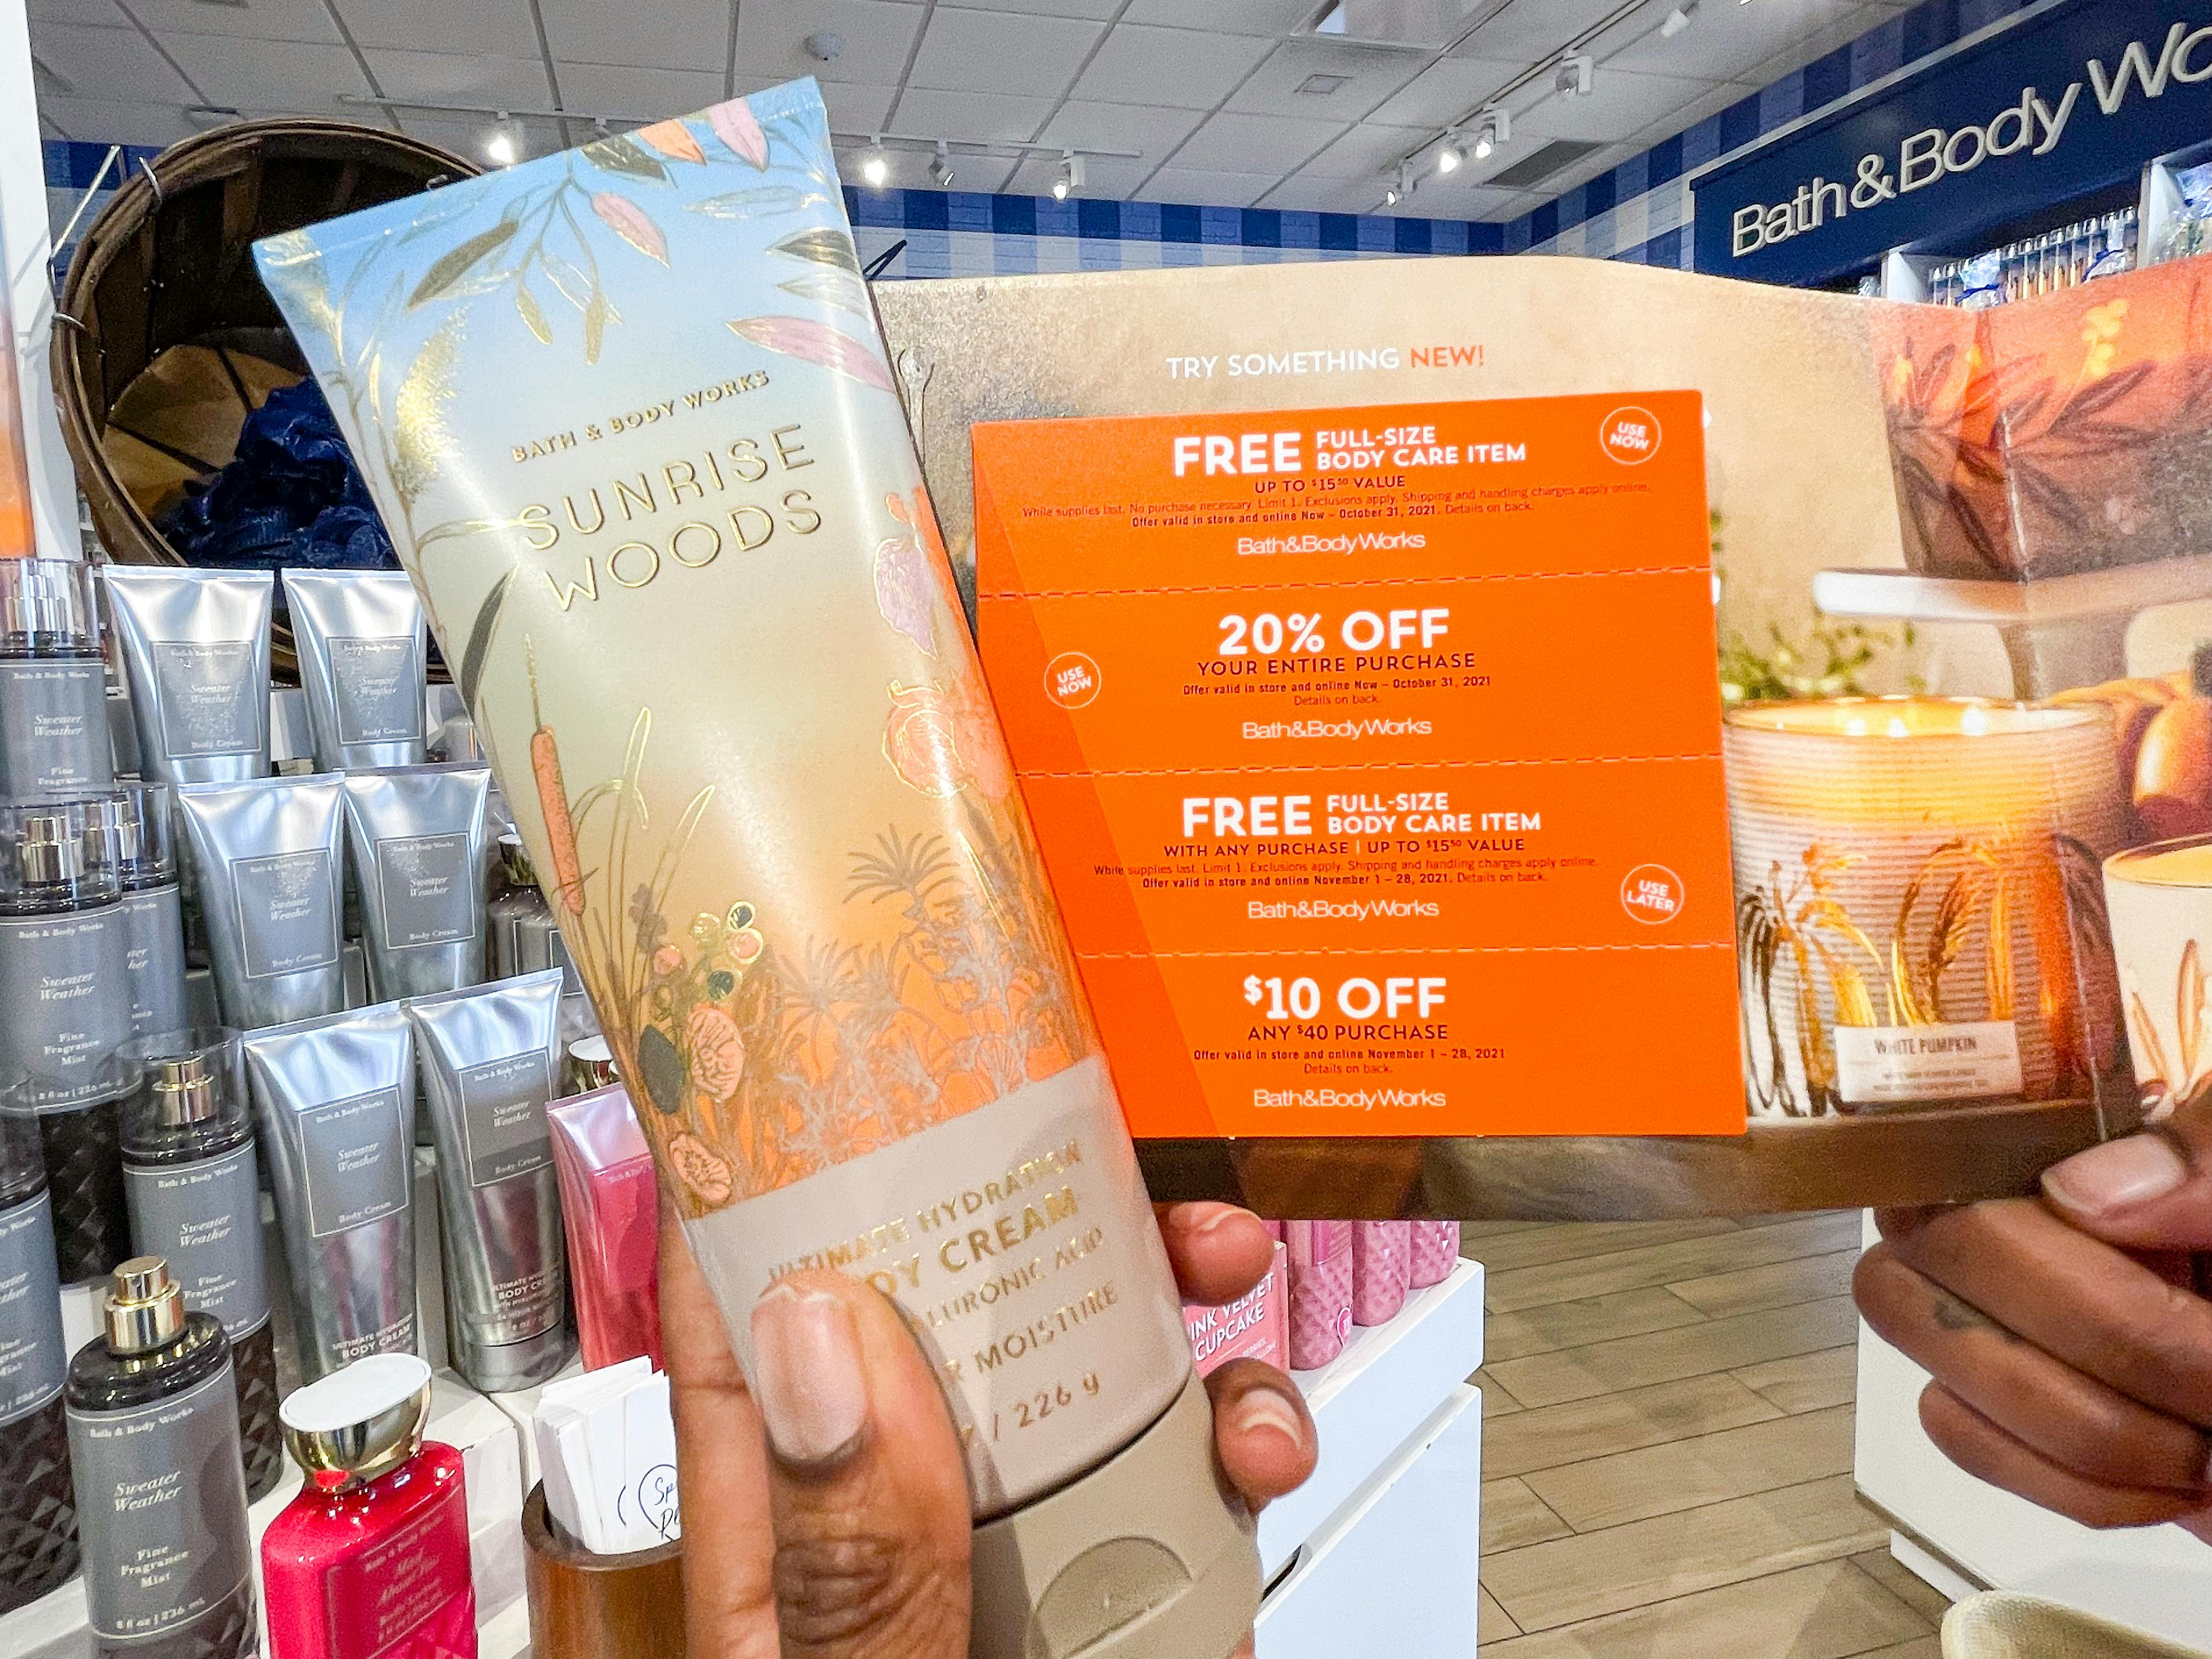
[1732, 22, 2206, 259]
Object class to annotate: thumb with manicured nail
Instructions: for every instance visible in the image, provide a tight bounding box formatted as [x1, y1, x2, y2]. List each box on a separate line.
[2041, 1085, 2212, 1250]
[749, 1269, 971, 1659]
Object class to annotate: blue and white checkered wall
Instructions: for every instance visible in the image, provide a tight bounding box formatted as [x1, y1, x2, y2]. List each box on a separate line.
[39, 0, 2035, 283]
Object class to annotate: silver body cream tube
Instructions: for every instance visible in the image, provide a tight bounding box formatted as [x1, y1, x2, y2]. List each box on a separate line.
[405, 970, 572, 1392]
[101, 570, 273, 786]
[242, 1001, 418, 1380]
[340, 766, 491, 1001]
[177, 774, 346, 1031]
[283, 570, 430, 772]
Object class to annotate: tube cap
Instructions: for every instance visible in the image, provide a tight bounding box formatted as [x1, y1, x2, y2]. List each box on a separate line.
[452, 1318, 574, 1395]
[969, 1371, 1259, 1659]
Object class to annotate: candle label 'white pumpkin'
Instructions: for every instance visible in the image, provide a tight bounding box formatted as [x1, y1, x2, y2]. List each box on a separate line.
[1834, 1022, 2024, 1105]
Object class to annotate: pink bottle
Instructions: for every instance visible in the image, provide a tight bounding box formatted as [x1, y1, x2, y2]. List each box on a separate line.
[1351, 1221, 1413, 1326]
[1409, 1220, 1460, 1288]
[263, 1354, 476, 1659]
[1185, 1242, 1288, 1377]
[546, 1085, 664, 1371]
[1284, 1221, 1353, 1370]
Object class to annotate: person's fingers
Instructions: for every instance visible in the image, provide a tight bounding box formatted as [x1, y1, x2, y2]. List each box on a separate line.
[658, 1198, 782, 1659]
[1873, 1197, 2212, 1428]
[2042, 1086, 2212, 1249]
[1918, 1383, 2212, 1531]
[1856, 1245, 2212, 1494]
[750, 1267, 971, 1659]
[1206, 1358, 1318, 1512]
[1155, 1202, 1277, 1306]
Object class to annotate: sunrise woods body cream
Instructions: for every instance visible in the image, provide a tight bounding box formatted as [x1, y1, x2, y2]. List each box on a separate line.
[258, 77, 1256, 1658]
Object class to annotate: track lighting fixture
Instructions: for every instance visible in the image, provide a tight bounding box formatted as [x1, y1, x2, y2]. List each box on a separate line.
[930, 141, 955, 188]
[860, 136, 890, 188]
[1052, 150, 1084, 200]
[1556, 54, 1595, 100]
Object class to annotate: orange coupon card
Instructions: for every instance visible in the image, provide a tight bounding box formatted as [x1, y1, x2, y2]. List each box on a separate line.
[973, 392, 1743, 1139]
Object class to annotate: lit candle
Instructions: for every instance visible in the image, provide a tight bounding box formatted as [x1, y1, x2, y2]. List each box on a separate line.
[1724, 697, 2127, 1116]
[2102, 835, 2212, 1120]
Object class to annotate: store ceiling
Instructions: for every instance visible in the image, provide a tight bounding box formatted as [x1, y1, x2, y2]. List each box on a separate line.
[26, 0, 1910, 219]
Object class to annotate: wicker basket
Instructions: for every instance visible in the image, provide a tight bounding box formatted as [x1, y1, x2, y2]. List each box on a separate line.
[51, 119, 477, 677]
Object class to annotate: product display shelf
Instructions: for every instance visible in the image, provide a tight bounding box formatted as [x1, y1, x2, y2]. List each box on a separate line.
[1852, 1214, 2212, 1647]
[1810, 556, 2212, 697]
[0, 1370, 526, 1659]
[1259, 1258, 1484, 1581]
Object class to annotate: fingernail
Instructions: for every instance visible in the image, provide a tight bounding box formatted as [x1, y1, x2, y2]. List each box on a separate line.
[1229, 1384, 1308, 1452]
[1179, 1204, 1246, 1236]
[752, 1284, 868, 1467]
[2042, 1134, 2189, 1215]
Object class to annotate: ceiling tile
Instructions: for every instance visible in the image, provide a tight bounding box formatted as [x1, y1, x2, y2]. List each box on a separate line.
[330, 0, 540, 57]
[1168, 109, 1343, 173]
[1453, 0, 1621, 60]
[975, 0, 1123, 16]
[156, 33, 371, 106]
[1070, 24, 1272, 110]
[1596, 0, 1859, 84]
[29, 22, 195, 101]
[1123, 0, 1318, 34]
[553, 61, 727, 119]
[1035, 99, 1205, 161]
[1255, 174, 1389, 212]
[1297, 117, 1428, 180]
[33, 94, 201, 146]
[363, 49, 551, 109]
[731, 0, 925, 88]
[907, 8, 1105, 96]
[1364, 54, 1514, 128]
[1227, 38, 1425, 120]
[124, 0, 342, 44]
[813, 79, 899, 130]
[28, 0, 127, 25]
[1512, 65, 1720, 143]
[1135, 166, 1277, 208]
[888, 84, 1055, 142]
[539, 0, 730, 73]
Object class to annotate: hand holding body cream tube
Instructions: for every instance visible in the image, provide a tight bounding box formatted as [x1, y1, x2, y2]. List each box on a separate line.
[259, 77, 1257, 1657]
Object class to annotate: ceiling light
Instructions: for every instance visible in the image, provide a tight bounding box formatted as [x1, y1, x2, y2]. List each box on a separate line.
[484, 116, 517, 166]
[1473, 130, 1493, 161]
[1052, 151, 1084, 201]
[860, 135, 890, 188]
[1436, 135, 1464, 174]
[1556, 54, 1594, 100]
[1383, 160, 1413, 207]
[1660, 3, 1696, 36]
[930, 141, 955, 188]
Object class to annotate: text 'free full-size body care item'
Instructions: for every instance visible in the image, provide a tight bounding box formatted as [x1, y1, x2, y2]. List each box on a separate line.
[260, 76, 1258, 1659]
[65, 1257, 256, 1659]
[244, 1002, 418, 1381]
[406, 970, 573, 1392]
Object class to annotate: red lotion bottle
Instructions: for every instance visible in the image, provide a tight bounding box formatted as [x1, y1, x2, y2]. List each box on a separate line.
[262, 1354, 476, 1659]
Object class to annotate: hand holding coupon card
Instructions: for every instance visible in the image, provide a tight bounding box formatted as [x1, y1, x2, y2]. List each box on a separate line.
[974, 391, 1742, 1140]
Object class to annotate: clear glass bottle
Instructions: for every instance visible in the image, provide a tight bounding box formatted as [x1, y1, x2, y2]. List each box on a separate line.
[0, 560, 115, 802]
[120, 1035, 282, 1500]
[0, 1107, 78, 1614]
[65, 1257, 256, 1659]
[91, 784, 191, 1040]
[0, 799, 134, 1279]
[262, 1354, 473, 1659]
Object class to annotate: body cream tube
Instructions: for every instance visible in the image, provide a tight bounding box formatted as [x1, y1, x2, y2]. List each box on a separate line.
[242, 1002, 417, 1379]
[101, 569, 272, 785]
[262, 77, 1256, 1658]
[341, 765, 491, 1000]
[546, 1082, 661, 1371]
[177, 774, 346, 1030]
[284, 570, 429, 772]
[405, 969, 573, 1392]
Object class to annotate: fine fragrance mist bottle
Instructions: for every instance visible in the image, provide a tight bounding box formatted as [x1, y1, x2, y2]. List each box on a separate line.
[0, 1109, 77, 1614]
[122, 1038, 283, 1499]
[0, 559, 115, 802]
[65, 1257, 256, 1659]
[92, 785, 191, 1041]
[262, 1353, 473, 1659]
[0, 799, 134, 1279]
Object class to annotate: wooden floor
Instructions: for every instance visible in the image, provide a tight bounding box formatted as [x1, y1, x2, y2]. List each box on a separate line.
[1470, 1212, 1953, 1657]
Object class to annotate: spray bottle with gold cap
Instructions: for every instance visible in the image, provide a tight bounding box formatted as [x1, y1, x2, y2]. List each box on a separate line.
[64, 1256, 256, 1659]
[121, 1032, 281, 1498]
[262, 1353, 473, 1659]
